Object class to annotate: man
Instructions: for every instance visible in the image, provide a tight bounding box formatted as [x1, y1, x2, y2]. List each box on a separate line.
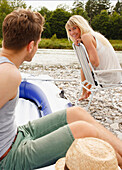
[0, 9, 122, 170]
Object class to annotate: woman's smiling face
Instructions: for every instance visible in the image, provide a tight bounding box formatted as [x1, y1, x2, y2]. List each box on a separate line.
[68, 25, 81, 41]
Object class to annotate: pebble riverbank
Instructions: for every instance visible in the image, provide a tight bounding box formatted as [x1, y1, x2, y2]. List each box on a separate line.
[19, 62, 122, 141]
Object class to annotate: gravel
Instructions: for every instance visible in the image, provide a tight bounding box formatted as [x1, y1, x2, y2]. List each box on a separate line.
[19, 62, 122, 140]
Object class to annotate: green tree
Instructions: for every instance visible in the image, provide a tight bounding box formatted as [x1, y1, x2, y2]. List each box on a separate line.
[10, 0, 26, 10]
[42, 22, 52, 38]
[57, 4, 70, 11]
[72, 0, 84, 11]
[0, 0, 26, 38]
[38, 7, 53, 38]
[113, 0, 122, 15]
[85, 0, 98, 23]
[49, 8, 71, 38]
[71, 0, 89, 20]
[110, 11, 122, 39]
[0, 0, 13, 38]
[97, 0, 111, 14]
[91, 10, 111, 39]
[85, 0, 111, 23]
[38, 6, 52, 20]
[71, 7, 89, 20]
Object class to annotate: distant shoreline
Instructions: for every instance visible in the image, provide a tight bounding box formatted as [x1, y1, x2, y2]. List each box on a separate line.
[0, 39, 122, 51]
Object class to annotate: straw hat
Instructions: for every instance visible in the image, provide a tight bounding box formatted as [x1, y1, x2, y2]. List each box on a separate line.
[55, 137, 119, 170]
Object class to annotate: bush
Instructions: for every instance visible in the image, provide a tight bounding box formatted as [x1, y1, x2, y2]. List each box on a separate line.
[0, 39, 121, 50]
[51, 34, 57, 41]
[0, 39, 2, 47]
[39, 38, 72, 49]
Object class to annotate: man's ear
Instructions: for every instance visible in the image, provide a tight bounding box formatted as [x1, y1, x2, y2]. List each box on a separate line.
[27, 41, 34, 53]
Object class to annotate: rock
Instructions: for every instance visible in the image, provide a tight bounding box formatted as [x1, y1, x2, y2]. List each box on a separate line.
[114, 131, 122, 140]
[110, 123, 119, 130]
[105, 118, 113, 124]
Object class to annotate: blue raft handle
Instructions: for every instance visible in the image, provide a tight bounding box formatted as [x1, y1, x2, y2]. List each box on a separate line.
[19, 81, 52, 117]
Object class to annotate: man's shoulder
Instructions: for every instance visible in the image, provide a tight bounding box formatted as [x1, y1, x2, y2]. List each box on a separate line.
[0, 63, 21, 108]
[0, 63, 21, 82]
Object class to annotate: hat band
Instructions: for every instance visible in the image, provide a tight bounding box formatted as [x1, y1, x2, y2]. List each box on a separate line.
[64, 164, 70, 170]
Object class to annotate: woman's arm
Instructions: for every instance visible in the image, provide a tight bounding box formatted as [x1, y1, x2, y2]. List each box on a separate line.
[81, 33, 99, 67]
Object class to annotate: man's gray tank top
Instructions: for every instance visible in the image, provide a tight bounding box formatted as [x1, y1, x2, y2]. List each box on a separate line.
[0, 57, 18, 157]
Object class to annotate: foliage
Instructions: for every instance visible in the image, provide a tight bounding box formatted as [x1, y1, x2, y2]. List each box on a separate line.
[109, 11, 122, 39]
[0, 0, 121, 40]
[97, 0, 111, 13]
[85, 0, 98, 23]
[0, 39, 2, 47]
[0, 0, 26, 38]
[85, 0, 111, 23]
[42, 22, 52, 38]
[51, 34, 57, 40]
[48, 8, 71, 38]
[56, 4, 70, 11]
[72, 0, 84, 13]
[109, 40, 122, 51]
[38, 7, 53, 38]
[71, 0, 89, 20]
[37, 6, 52, 20]
[0, 0, 13, 38]
[0, 38, 121, 50]
[113, 0, 122, 14]
[10, 0, 26, 10]
[71, 3, 89, 20]
[73, 0, 84, 9]
[91, 10, 111, 39]
[38, 38, 72, 49]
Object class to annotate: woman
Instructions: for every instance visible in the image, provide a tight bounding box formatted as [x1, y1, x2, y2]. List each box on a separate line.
[65, 15, 121, 100]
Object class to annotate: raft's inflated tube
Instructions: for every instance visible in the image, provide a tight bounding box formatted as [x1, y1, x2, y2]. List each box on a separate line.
[19, 81, 52, 116]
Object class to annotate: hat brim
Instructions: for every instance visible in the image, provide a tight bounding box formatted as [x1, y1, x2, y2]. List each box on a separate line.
[55, 157, 66, 170]
[55, 158, 121, 170]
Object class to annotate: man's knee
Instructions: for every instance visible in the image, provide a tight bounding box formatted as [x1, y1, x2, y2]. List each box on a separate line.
[67, 106, 87, 116]
[67, 106, 90, 122]
[69, 121, 98, 139]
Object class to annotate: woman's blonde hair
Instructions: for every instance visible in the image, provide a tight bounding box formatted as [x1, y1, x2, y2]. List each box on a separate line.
[65, 15, 109, 46]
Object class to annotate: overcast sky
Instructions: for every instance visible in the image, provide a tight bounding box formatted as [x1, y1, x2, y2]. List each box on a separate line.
[24, 0, 118, 11]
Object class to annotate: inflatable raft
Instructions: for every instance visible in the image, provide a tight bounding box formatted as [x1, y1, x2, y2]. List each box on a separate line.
[15, 74, 72, 126]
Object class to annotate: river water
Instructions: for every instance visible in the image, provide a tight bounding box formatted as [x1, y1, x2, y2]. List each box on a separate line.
[24, 49, 122, 66]
[0, 48, 121, 66]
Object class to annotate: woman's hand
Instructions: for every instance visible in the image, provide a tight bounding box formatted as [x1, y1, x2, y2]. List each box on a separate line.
[74, 38, 82, 46]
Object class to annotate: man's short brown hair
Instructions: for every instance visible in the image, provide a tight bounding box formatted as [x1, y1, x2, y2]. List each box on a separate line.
[2, 9, 44, 50]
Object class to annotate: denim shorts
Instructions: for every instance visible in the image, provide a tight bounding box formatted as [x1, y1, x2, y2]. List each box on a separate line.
[0, 109, 74, 170]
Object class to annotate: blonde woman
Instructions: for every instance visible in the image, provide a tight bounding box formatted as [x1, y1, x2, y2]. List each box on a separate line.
[65, 15, 121, 100]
